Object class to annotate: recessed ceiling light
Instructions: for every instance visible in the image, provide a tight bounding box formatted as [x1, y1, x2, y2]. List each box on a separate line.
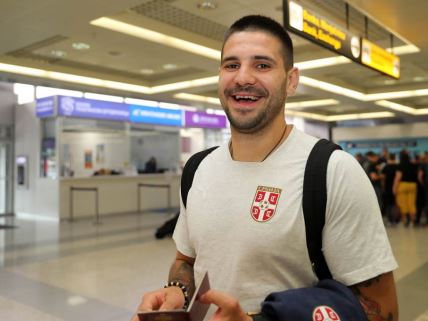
[108, 50, 121, 56]
[383, 79, 396, 85]
[140, 68, 155, 75]
[50, 50, 67, 58]
[72, 42, 90, 50]
[413, 76, 425, 82]
[163, 64, 178, 70]
[197, 1, 217, 9]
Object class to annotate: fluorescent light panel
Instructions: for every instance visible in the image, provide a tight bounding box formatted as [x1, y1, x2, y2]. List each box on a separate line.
[295, 57, 350, 70]
[36, 86, 83, 99]
[124, 98, 158, 107]
[90, 17, 221, 60]
[375, 100, 428, 115]
[151, 76, 219, 94]
[174, 93, 221, 105]
[287, 99, 339, 109]
[84, 93, 124, 103]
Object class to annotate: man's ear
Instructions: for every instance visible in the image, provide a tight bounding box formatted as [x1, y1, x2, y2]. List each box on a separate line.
[286, 67, 300, 96]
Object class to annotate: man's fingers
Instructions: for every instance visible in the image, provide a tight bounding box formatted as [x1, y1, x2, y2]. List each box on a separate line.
[200, 289, 238, 310]
[158, 301, 179, 311]
[138, 292, 164, 312]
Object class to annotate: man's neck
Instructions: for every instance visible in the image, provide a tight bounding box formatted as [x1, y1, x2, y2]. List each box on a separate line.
[229, 121, 292, 162]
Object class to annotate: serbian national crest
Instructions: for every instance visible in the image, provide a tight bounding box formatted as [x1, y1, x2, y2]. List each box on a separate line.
[251, 185, 282, 222]
[312, 306, 341, 321]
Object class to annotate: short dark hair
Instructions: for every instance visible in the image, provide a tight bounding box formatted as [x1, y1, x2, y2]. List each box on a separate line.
[222, 15, 294, 71]
[399, 150, 410, 164]
[388, 153, 396, 161]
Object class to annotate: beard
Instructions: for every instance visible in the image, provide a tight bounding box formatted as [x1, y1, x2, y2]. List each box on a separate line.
[220, 80, 288, 134]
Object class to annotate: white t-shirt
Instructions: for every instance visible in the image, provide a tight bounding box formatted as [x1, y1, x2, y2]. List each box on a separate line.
[173, 127, 397, 312]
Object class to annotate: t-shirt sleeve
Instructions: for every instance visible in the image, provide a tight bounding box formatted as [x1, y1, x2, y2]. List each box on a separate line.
[322, 150, 398, 286]
[172, 191, 196, 258]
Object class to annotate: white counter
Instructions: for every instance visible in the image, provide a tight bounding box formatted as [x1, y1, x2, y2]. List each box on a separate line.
[59, 173, 181, 220]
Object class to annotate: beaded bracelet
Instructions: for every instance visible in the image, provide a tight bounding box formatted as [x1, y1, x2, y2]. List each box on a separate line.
[164, 281, 189, 309]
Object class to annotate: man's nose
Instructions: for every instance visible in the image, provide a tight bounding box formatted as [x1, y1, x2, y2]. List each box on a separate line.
[233, 66, 256, 86]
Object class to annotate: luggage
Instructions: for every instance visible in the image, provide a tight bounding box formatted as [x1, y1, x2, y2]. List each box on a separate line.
[154, 212, 179, 239]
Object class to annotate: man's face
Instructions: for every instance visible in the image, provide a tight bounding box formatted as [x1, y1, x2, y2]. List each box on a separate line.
[218, 31, 291, 134]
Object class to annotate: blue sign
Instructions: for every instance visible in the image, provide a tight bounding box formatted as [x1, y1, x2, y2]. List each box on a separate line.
[36, 97, 55, 118]
[129, 105, 182, 126]
[57, 96, 129, 121]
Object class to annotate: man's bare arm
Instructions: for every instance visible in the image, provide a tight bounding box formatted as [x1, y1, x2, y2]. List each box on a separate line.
[349, 272, 398, 321]
[169, 251, 196, 298]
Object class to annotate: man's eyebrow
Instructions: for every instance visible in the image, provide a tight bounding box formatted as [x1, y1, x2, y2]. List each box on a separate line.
[253, 55, 277, 64]
[221, 55, 277, 64]
[221, 56, 239, 64]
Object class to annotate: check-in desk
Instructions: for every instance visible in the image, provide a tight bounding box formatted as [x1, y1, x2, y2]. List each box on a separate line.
[59, 173, 180, 220]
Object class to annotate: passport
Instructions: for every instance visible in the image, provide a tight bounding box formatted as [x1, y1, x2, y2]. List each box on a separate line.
[138, 272, 211, 321]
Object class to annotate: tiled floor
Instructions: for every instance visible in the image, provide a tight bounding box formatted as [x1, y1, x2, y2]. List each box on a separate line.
[1, 212, 427, 321]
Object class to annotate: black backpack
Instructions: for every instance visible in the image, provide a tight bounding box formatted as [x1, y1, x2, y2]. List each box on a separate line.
[179, 139, 341, 280]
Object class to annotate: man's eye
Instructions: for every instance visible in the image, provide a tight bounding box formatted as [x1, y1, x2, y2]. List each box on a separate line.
[224, 63, 239, 70]
[257, 63, 270, 69]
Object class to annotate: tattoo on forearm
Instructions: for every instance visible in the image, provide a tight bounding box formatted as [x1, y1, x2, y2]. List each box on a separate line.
[169, 260, 195, 297]
[350, 276, 394, 321]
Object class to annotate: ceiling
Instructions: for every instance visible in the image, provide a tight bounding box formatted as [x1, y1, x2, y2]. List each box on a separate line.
[1, 0, 428, 124]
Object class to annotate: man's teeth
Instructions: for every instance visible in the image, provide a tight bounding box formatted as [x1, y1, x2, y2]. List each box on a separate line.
[235, 95, 259, 101]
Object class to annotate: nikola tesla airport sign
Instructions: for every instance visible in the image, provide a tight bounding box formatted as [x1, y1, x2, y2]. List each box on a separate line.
[284, 0, 400, 79]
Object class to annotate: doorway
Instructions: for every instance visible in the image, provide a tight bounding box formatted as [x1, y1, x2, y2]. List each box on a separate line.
[0, 141, 13, 216]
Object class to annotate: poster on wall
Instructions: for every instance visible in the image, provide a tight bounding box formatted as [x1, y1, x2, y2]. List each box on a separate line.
[84, 150, 93, 169]
[96, 144, 105, 164]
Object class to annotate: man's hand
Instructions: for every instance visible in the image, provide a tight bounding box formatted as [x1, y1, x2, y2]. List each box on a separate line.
[200, 289, 252, 321]
[131, 251, 195, 321]
[130, 286, 185, 321]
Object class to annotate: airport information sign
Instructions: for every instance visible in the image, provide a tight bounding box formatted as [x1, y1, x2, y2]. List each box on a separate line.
[284, 0, 400, 78]
[361, 39, 400, 78]
[184, 111, 227, 129]
[39, 96, 227, 128]
[36, 96, 56, 118]
[57, 96, 129, 121]
[129, 105, 182, 126]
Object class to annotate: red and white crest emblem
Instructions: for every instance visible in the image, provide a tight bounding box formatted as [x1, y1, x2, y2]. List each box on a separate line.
[312, 306, 341, 321]
[251, 185, 282, 222]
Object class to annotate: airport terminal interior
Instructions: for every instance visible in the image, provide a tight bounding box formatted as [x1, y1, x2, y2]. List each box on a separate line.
[1, 0, 428, 320]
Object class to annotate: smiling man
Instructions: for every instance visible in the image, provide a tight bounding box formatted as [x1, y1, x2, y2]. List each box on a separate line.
[132, 15, 398, 321]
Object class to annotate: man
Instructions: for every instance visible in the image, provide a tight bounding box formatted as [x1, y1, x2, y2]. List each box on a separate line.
[417, 151, 428, 225]
[381, 153, 399, 225]
[365, 151, 384, 210]
[132, 15, 398, 321]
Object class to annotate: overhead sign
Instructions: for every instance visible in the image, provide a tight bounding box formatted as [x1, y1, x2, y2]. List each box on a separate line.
[286, 0, 361, 62]
[36, 96, 56, 118]
[37, 96, 227, 129]
[184, 111, 227, 129]
[362, 39, 400, 78]
[57, 96, 129, 121]
[129, 105, 182, 126]
[284, 0, 400, 78]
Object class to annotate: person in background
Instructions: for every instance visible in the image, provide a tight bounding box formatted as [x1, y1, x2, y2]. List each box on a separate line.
[381, 153, 399, 226]
[418, 151, 428, 226]
[354, 152, 365, 168]
[365, 151, 383, 211]
[379, 147, 389, 164]
[393, 150, 419, 227]
[144, 156, 157, 173]
[132, 15, 398, 321]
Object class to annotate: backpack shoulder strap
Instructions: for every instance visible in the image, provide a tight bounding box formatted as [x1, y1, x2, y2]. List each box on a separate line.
[303, 139, 342, 280]
[181, 146, 219, 208]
